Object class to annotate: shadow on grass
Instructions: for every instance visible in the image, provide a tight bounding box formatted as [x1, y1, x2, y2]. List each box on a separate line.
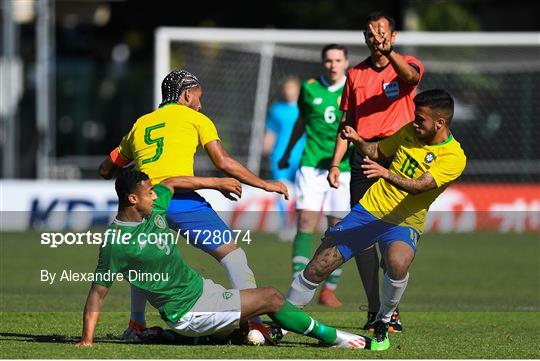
[0, 332, 340, 350]
[0, 332, 125, 344]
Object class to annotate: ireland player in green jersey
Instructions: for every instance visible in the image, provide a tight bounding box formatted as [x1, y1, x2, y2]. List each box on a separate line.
[76, 169, 374, 349]
[279, 44, 352, 308]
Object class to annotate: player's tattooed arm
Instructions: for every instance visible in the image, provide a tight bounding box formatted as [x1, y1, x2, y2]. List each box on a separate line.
[340, 125, 379, 160]
[361, 156, 437, 194]
[385, 171, 437, 194]
[76, 283, 109, 347]
[362, 142, 379, 159]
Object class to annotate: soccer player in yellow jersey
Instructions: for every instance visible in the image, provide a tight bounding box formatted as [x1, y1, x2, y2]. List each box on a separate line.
[99, 70, 288, 339]
[286, 89, 466, 351]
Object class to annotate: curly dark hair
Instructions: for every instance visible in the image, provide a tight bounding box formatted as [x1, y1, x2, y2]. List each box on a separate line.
[115, 168, 150, 204]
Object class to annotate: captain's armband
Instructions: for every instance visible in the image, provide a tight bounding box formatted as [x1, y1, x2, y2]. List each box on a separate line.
[109, 147, 131, 167]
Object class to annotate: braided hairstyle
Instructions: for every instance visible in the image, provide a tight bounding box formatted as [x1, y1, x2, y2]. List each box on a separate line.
[160, 69, 200, 107]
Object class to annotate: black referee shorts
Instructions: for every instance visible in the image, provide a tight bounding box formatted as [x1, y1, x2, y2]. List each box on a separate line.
[349, 148, 393, 208]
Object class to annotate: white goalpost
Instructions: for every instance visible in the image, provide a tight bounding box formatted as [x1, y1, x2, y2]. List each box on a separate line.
[154, 27, 540, 178]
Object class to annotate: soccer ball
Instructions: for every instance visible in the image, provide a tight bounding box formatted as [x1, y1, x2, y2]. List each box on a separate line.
[245, 329, 266, 346]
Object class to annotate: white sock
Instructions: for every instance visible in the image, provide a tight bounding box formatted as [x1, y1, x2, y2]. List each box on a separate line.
[286, 271, 320, 307]
[219, 248, 257, 289]
[130, 284, 147, 325]
[377, 272, 409, 323]
[219, 248, 261, 323]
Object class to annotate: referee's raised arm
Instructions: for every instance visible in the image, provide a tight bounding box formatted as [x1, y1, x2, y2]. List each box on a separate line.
[367, 22, 420, 85]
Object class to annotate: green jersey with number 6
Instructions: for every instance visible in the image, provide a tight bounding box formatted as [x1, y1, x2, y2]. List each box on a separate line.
[298, 76, 351, 171]
[93, 184, 204, 323]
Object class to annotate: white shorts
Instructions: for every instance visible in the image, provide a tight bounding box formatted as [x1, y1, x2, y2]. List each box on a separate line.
[295, 166, 351, 218]
[166, 279, 241, 337]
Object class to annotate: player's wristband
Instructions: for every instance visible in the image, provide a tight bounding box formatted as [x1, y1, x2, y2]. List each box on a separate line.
[381, 46, 394, 56]
[329, 165, 339, 169]
[109, 147, 131, 167]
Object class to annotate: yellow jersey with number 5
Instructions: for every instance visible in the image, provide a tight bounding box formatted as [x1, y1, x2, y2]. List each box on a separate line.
[117, 104, 219, 183]
[359, 123, 466, 233]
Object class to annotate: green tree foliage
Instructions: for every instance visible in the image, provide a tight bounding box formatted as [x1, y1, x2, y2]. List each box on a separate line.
[415, 1, 480, 31]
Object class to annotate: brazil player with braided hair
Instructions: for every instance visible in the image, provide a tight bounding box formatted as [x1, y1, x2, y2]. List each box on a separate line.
[76, 169, 373, 350]
[278, 44, 351, 307]
[99, 69, 288, 340]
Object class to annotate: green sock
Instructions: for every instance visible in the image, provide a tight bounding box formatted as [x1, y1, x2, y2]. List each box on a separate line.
[270, 300, 337, 344]
[323, 265, 343, 290]
[292, 232, 313, 277]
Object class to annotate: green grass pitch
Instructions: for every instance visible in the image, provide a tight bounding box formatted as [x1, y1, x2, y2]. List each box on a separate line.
[1, 230, 539, 358]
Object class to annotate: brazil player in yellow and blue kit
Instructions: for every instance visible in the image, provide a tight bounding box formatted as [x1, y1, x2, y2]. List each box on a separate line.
[286, 89, 466, 351]
[98, 70, 288, 338]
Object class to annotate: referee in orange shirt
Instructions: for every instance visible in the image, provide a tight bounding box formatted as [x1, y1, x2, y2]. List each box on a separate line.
[327, 11, 424, 333]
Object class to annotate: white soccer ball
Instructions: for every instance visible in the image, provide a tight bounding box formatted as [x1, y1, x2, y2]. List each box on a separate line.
[245, 329, 266, 346]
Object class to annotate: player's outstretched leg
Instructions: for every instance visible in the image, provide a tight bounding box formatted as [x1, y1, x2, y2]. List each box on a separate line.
[287, 241, 345, 307]
[167, 206, 258, 292]
[208, 243, 261, 325]
[170, 207, 261, 320]
[292, 211, 345, 308]
[210, 243, 257, 290]
[292, 211, 344, 308]
[241, 288, 374, 349]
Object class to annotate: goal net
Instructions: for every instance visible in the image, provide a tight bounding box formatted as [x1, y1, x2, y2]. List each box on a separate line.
[155, 28, 540, 182]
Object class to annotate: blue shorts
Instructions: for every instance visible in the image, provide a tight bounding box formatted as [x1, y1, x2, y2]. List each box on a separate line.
[166, 192, 231, 252]
[325, 204, 420, 262]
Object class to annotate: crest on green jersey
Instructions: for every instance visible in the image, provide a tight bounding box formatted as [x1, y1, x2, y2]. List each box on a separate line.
[154, 214, 166, 229]
[222, 291, 233, 300]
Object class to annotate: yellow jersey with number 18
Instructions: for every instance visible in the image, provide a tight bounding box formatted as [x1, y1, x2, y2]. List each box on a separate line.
[117, 104, 220, 184]
[359, 123, 466, 233]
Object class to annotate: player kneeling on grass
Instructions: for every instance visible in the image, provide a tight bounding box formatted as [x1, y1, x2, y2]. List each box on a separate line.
[286, 89, 467, 351]
[76, 169, 372, 349]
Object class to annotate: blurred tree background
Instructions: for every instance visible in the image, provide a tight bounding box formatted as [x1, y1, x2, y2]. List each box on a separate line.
[3, 0, 539, 178]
